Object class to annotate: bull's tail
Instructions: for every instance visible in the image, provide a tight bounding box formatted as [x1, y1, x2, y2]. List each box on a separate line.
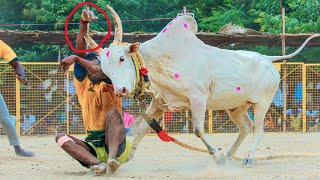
[264, 34, 320, 62]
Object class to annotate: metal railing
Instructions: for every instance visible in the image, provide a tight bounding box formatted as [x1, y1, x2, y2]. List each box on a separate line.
[0, 62, 319, 136]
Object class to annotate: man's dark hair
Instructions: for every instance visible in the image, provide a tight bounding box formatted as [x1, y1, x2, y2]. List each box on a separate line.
[86, 52, 98, 61]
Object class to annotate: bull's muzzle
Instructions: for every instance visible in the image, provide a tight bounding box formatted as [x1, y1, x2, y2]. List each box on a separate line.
[115, 87, 129, 98]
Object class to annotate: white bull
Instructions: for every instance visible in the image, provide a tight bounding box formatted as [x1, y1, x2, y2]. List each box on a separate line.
[85, 5, 320, 164]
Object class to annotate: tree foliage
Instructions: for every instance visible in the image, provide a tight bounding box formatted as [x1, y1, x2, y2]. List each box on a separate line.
[0, 0, 319, 62]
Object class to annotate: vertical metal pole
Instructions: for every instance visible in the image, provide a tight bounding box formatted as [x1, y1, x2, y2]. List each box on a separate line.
[281, 7, 287, 132]
[302, 64, 307, 132]
[208, 110, 213, 133]
[66, 71, 70, 134]
[185, 110, 189, 133]
[16, 76, 21, 136]
[61, 46, 70, 134]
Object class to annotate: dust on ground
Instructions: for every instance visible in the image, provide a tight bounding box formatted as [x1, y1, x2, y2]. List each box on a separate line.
[0, 133, 319, 180]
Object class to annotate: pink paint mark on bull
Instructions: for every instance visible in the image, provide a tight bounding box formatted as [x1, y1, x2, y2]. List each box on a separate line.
[236, 86, 241, 91]
[162, 27, 167, 33]
[174, 73, 180, 79]
[106, 50, 110, 57]
[184, 23, 188, 29]
[168, 21, 173, 26]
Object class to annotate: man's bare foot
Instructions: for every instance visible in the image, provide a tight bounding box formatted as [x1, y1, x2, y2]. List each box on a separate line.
[14, 146, 35, 157]
[92, 162, 107, 176]
[107, 158, 120, 175]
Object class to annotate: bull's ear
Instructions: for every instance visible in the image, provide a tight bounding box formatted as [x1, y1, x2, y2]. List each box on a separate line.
[126, 42, 140, 55]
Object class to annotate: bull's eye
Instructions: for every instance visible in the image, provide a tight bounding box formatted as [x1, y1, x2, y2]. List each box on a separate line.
[120, 56, 124, 62]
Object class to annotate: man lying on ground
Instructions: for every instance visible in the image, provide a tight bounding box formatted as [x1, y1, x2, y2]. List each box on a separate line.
[56, 9, 173, 176]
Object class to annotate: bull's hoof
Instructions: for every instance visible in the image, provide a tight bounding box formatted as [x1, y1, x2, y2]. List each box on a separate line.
[214, 150, 226, 165]
[243, 152, 254, 165]
[216, 154, 226, 165]
[242, 157, 253, 165]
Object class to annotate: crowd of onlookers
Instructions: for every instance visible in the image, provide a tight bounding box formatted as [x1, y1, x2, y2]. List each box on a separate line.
[18, 107, 84, 135]
[269, 81, 320, 131]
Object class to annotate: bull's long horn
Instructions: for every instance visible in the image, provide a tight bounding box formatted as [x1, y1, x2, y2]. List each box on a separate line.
[106, 5, 123, 44]
[84, 33, 103, 55]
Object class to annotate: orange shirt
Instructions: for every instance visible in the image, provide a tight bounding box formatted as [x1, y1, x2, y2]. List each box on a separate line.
[0, 40, 17, 63]
[74, 77, 122, 131]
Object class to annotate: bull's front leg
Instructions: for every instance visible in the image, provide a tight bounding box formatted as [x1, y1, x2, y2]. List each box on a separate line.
[190, 96, 224, 164]
[128, 100, 165, 160]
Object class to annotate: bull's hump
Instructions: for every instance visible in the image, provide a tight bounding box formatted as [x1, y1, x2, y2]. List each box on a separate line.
[177, 15, 197, 33]
[159, 15, 198, 36]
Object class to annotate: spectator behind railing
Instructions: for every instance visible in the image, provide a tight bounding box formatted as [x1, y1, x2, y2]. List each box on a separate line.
[294, 82, 303, 106]
[272, 84, 285, 108]
[63, 79, 76, 95]
[20, 108, 37, 134]
[123, 109, 135, 134]
[306, 102, 319, 126]
[289, 107, 302, 131]
[306, 81, 315, 103]
[271, 83, 287, 130]
[264, 110, 275, 130]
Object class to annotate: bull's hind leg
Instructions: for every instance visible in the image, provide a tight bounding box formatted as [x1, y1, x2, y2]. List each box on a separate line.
[226, 104, 253, 159]
[243, 102, 270, 165]
[190, 97, 220, 162]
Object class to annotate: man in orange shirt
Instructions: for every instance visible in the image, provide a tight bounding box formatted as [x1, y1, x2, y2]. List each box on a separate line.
[56, 9, 174, 176]
[56, 10, 127, 175]
[0, 40, 34, 157]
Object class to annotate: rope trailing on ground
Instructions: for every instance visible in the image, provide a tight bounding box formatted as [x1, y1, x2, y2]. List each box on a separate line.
[172, 139, 208, 153]
[235, 153, 320, 160]
[171, 138, 320, 160]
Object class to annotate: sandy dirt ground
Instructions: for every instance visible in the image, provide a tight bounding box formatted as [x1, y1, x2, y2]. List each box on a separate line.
[0, 133, 320, 180]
